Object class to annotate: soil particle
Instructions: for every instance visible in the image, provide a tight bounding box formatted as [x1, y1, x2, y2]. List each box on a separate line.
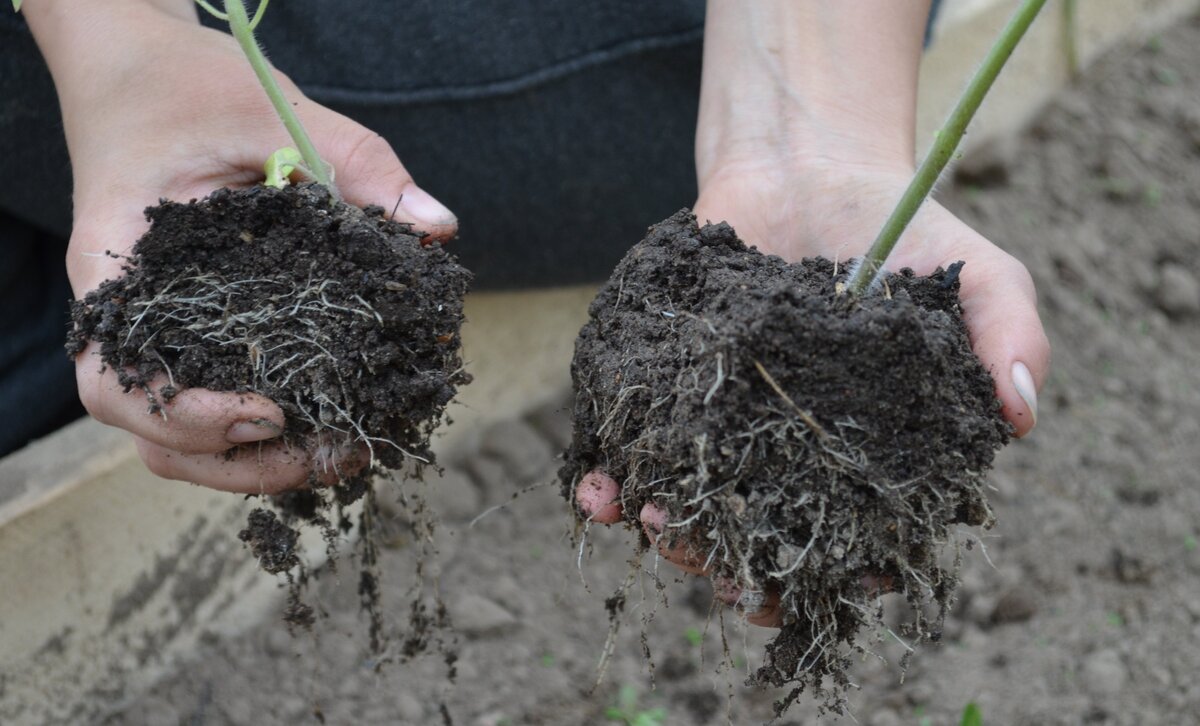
[989, 586, 1039, 625]
[450, 594, 520, 638]
[238, 509, 300, 575]
[1080, 649, 1128, 696]
[1154, 262, 1200, 315]
[394, 693, 426, 722]
[867, 710, 904, 726]
[562, 210, 1008, 713]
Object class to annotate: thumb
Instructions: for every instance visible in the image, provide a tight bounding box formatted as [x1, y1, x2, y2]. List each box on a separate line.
[320, 121, 457, 241]
[66, 198, 153, 296]
[924, 218, 1050, 438]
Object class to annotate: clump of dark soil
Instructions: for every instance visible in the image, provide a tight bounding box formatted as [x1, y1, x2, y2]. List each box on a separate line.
[68, 183, 470, 641]
[561, 210, 1009, 714]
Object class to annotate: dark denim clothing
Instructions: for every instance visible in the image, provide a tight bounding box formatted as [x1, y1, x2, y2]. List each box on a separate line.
[0, 1, 941, 455]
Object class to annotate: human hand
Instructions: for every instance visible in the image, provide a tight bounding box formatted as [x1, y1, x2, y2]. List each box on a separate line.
[28, 2, 457, 493]
[576, 152, 1049, 625]
[575, 0, 1049, 627]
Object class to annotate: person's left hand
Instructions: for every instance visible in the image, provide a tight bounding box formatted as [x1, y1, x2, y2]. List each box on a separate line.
[574, 149, 1050, 626]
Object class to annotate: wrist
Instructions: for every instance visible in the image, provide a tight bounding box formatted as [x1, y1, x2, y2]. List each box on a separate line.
[696, 0, 927, 190]
[26, 1, 199, 98]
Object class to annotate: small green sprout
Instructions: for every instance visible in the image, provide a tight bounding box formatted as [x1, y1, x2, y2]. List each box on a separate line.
[1143, 184, 1163, 207]
[1152, 65, 1180, 86]
[605, 686, 667, 726]
[264, 147, 304, 189]
[540, 653, 555, 667]
[1062, 0, 1079, 79]
[1106, 611, 1125, 627]
[684, 626, 703, 647]
[1186, 535, 1198, 552]
[961, 702, 984, 726]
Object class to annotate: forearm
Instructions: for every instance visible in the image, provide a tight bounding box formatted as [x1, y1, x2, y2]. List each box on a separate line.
[697, 1, 930, 182]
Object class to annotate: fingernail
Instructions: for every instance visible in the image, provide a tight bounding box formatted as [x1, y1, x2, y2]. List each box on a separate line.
[639, 502, 667, 537]
[398, 185, 457, 226]
[1012, 361, 1038, 431]
[227, 418, 282, 444]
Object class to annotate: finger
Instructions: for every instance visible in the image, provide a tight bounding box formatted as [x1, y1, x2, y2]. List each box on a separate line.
[318, 119, 458, 241]
[712, 576, 783, 627]
[310, 439, 372, 487]
[640, 502, 708, 575]
[133, 435, 313, 494]
[950, 239, 1049, 438]
[75, 343, 285, 455]
[133, 434, 367, 493]
[66, 204, 152, 296]
[575, 470, 623, 524]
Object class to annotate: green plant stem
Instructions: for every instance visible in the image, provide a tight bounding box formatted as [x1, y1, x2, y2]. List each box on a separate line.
[222, 0, 337, 195]
[248, 0, 270, 30]
[1063, 0, 1080, 79]
[846, 0, 1047, 296]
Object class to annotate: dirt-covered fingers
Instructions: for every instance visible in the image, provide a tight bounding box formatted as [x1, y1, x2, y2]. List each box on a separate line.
[710, 574, 893, 628]
[575, 470, 624, 524]
[75, 350, 285, 455]
[640, 501, 788, 625]
[712, 576, 784, 627]
[133, 436, 314, 493]
[310, 440, 372, 486]
[639, 502, 709, 576]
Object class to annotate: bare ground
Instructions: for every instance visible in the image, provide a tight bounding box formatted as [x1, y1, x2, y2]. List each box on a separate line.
[106, 16, 1200, 726]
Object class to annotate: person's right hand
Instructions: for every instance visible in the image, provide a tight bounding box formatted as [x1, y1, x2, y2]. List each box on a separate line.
[27, 1, 457, 493]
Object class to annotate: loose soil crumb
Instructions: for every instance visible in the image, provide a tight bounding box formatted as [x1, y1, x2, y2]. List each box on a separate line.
[67, 183, 470, 643]
[561, 211, 1009, 714]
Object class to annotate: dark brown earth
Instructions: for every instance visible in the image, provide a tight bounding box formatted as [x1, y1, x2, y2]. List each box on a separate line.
[67, 183, 470, 636]
[561, 212, 1009, 714]
[106, 16, 1200, 726]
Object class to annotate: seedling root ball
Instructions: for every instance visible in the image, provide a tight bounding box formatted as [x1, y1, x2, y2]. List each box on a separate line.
[561, 210, 1009, 713]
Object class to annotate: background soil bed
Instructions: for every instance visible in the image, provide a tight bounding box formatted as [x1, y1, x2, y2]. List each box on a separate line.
[108, 16, 1200, 726]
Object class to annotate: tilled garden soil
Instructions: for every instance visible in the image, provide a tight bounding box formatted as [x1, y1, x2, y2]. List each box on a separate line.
[106, 17, 1200, 726]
